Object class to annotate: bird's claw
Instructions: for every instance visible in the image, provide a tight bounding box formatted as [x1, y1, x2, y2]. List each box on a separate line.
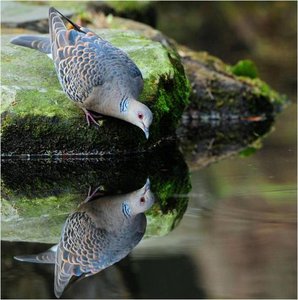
[83, 186, 102, 204]
[83, 109, 103, 127]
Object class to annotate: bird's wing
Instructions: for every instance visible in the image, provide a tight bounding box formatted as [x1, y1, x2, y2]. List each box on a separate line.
[49, 7, 144, 103]
[49, 7, 104, 103]
[103, 214, 147, 264]
[54, 211, 108, 297]
[54, 243, 77, 298]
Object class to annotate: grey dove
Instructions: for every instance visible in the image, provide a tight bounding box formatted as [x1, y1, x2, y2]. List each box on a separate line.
[14, 178, 154, 298]
[10, 7, 153, 139]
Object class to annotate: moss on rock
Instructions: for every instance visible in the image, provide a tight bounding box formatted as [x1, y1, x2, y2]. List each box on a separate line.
[178, 48, 289, 120]
[1, 31, 190, 156]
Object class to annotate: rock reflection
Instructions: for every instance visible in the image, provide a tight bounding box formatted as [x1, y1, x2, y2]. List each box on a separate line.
[178, 117, 274, 169]
[14, 179, 154, 298]
[2, 149, 191, 244]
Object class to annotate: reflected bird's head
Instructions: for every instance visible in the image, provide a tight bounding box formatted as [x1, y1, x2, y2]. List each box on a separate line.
[125, 178, 155, 214]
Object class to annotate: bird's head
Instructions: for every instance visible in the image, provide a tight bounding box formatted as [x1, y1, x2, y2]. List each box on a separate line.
[128, 178, 155, 214]
[127, 100, 153, 139]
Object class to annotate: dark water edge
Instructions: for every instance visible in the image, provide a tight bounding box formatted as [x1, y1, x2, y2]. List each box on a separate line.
[1, 241, 206, 299]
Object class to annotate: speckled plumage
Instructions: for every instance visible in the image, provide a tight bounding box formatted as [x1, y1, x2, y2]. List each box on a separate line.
[14, 179, 154, 298]
[49, 9, 143, 105]
[10, 7, 153, 138]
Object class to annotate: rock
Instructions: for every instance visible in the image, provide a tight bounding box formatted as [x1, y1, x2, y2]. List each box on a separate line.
[87, 1, 157, 27]
[1, 31, 190, 156]
[1, 1, 74, 33]
[1, 149, 191, 243]
[178, 47, 288, 120]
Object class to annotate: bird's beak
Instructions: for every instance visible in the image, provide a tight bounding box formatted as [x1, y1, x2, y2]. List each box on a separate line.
[144, 178, 150, 191]
[143, 127, 149, 140]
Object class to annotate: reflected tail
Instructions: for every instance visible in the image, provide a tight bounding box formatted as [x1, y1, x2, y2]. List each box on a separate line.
[14, 244, 57, 264]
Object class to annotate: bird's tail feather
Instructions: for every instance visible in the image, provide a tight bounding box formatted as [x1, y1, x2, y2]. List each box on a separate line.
[49, 7, 85, 33]
[10, 35, 51, 54]
[14, 244, 57, 264]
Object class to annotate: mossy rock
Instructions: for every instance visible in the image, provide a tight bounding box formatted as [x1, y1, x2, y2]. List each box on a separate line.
[86, 1, 157, 27]
[178, 47, 289, 119]
[1, 31, 190, 156]
[1, 149, 191, 243]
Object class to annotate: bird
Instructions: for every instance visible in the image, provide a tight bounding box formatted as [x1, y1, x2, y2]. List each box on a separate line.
[14, 178, 154, 298]
[10, 7, 153, 139]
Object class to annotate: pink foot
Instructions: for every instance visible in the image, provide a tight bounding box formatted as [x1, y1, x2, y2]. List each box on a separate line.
[83, 186, 102, 204]
[83, 109, 102, 126]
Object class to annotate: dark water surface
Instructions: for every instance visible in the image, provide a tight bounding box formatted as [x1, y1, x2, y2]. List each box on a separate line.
[1, 1, 297, 299]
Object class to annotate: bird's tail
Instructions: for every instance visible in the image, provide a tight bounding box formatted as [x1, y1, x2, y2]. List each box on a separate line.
[14, 244, 57, 264]
[10, 35, 51, 54]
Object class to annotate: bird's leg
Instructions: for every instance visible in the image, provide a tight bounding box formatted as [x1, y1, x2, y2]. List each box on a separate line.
[82, 108, 103, 127]
[83, 186, 103, 204]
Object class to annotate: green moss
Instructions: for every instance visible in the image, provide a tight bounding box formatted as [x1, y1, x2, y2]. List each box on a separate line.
[12, 90, 77, 118]
[2, 192, 82, 243]
[251, 78, 289, 106]
[230, 59, 258, 79]
[239, 146, 257, 157]
[6, 194, 79, 218]
[145, 211, 177, 237]
[47, 1, 87, 12]
[227, 59, 288, 109]
[106, 1, 150, 13]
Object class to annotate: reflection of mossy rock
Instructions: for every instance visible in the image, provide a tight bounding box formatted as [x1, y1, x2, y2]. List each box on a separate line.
[1, 149, 191, 243]
[178, 118, 275, 170]
[1, 31, 190, 155]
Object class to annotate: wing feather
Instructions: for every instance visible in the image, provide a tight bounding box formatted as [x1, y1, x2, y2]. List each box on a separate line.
[48, 7, 143, 104]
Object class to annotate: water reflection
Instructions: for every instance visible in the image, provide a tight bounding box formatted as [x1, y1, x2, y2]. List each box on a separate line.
[178, 117, 274, 169]
[14, 179, 154, 298]
[2, 149, 190, 244]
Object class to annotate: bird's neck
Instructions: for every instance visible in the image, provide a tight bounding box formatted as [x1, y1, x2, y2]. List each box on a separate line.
[101, 98, 141, 125]
[83, 93, 139, 122]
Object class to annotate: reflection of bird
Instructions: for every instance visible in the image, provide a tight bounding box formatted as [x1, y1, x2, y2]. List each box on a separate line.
[10, 7, 153, 139]
[15, 179, 154, 298]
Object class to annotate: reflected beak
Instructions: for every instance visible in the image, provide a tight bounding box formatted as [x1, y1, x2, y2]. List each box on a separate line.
[141, 178, 151, 195]
[144, 178, 150, 191]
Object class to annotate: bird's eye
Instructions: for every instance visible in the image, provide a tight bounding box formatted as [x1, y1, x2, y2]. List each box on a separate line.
[140, 197, 145, 204]
[138, 113, 143, 120]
